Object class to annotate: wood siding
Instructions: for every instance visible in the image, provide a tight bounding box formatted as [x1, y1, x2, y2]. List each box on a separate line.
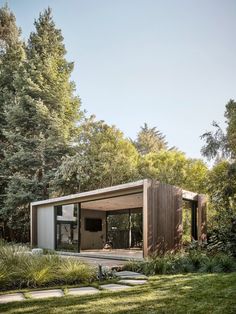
[197, 194, 207, 242]
[144, 180, 182, 256]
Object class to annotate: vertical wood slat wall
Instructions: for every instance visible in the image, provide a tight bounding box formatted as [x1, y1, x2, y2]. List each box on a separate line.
[197, 194, 207, 242]
[144, 180, 183, 256]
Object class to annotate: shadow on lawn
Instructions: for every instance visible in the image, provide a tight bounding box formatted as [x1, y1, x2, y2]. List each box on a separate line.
[0, 273, 236, 314]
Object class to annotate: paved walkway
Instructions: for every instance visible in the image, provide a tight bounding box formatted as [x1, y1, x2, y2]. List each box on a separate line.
[0, 272, 147, 304]
[66, 255, 126, 268]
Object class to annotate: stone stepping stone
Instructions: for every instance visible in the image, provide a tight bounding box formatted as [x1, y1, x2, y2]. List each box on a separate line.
[100, 284, 133, 291]
[0, 293, 25, 304]
[67, 287, 99, 296]
[29, 289, 64, 299]
[118, 279, 147, 285]
[115, 271, 147, 279]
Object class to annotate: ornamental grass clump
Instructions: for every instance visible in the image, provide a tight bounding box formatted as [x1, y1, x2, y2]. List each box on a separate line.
[0, 243, 97, 290]
[15, 255, 60, 288]
[57, 258, 96, 284]
[0, 261, 12, 287]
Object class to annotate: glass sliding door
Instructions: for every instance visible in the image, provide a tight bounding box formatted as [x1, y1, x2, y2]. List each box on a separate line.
[55, 203, 79, 252]
[107, 209, 143, 249]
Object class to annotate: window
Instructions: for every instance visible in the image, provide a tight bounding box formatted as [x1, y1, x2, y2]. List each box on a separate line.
[55, 205, 62, 216]
[85, 218, 102, 232]
[73, 204, 78, 217]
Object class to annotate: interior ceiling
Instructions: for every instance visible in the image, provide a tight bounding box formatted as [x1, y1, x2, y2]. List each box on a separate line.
[81, 193, 143, 211]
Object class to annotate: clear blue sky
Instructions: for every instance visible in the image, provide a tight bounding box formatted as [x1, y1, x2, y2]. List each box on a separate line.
[4, 0, 236, 159]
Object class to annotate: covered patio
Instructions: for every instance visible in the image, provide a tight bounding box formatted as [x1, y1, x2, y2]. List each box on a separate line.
[31, 179, 207, 259]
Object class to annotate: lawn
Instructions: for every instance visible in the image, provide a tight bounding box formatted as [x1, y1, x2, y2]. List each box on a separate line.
[0, 273, 236, 314]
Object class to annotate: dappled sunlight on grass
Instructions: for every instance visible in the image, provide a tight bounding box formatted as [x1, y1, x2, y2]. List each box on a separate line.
[0, 273, 236, 313]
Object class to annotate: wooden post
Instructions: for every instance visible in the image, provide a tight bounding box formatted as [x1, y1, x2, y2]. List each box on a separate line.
[77, 203, 81, 253]
[30, 205, 38, 247]
[105, 211, 108, 245]
[128, 209, 132, 248]
[197, 195, 207, 243]
[142, 179, 152, 258]
[191, 201, 198, 240]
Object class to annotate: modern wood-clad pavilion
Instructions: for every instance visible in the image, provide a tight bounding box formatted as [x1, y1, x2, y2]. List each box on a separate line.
[31, 179, 207, 258]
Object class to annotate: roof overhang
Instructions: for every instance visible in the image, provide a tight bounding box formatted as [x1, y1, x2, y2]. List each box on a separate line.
[31, 180, 145, 208]
[31, 179, 199, 210]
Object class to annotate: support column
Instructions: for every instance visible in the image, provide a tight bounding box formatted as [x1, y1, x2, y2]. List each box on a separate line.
[197, 195, 207, 242]
[30, 205, 38, 247]
[191, 201, 198, 240]
[128, 209, 132, 248]
[77, 203, 81, 253]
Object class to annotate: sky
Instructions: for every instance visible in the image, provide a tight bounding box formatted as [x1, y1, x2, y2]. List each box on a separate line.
[3, 0, 236, 160]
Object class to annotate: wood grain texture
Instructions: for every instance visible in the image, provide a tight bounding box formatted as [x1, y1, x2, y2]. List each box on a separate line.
[197, 194, 207, 242]
[145, 180, 183, 255]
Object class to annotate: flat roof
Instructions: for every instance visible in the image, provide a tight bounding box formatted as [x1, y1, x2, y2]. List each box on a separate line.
[31, 180, 145, 207]
[31, 179, 199, 208]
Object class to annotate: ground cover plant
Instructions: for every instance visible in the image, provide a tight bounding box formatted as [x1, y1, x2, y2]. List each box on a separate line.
[0, 242, 97, 290]
[0, 273, 235, 314]
[124, 249, 236, 275]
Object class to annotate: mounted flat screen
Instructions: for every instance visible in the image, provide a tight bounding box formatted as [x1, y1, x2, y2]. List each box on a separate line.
[85, 218, 102, 232]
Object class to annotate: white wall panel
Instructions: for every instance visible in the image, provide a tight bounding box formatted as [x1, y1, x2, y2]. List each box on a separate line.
[37, 205, 55, 250]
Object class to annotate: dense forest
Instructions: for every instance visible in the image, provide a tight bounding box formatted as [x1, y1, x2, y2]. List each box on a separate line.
[0, 6, 235, 256]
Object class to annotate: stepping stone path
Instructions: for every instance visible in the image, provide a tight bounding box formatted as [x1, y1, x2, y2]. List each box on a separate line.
[115, 271, 147, 279]
[67, 287, 99, 296]
[118, 279, 147, 285]
[0, 293, 25, 304]
[100, 284, 133, 291]
[0, 271, 147, 304]
[29, 289, 64, 299]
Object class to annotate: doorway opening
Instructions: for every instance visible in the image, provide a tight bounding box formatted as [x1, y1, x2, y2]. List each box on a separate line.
[182, 200, 198, 246]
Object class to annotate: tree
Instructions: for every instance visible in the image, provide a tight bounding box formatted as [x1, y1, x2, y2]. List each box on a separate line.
[26, 8, 81, 140]
[2, 8, 81, 241]
[0, 5, 25, 239]
[225, 99, 236, 158]
[206, 161, 236, 255]
[138, 150, 207, 193]
[52, 116, 139, 195]
[201, 99, 236, 161]
[134, 123, 168, 155]
[201, 99, 236, 255]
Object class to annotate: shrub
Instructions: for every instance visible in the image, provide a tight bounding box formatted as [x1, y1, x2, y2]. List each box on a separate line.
[171, 253, 195, 274]
[147, 256, 173, 275]
[188, 250, 207, 271]
[199, 256, 223, 273]
[213, 254, 236, 272]
[124, 250, 236, 276]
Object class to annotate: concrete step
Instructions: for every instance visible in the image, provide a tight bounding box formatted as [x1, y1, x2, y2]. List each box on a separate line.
[115, 271, 147, 279]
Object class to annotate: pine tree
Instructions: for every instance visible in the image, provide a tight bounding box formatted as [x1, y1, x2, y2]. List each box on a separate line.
[2, 8, 81, 241]
[134, 123, 168, 155]
[0, 5, 25, 239]
[27, 7, 80, 139]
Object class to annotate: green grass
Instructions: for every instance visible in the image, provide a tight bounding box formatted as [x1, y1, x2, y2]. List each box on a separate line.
[0, 273, 236, 314]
